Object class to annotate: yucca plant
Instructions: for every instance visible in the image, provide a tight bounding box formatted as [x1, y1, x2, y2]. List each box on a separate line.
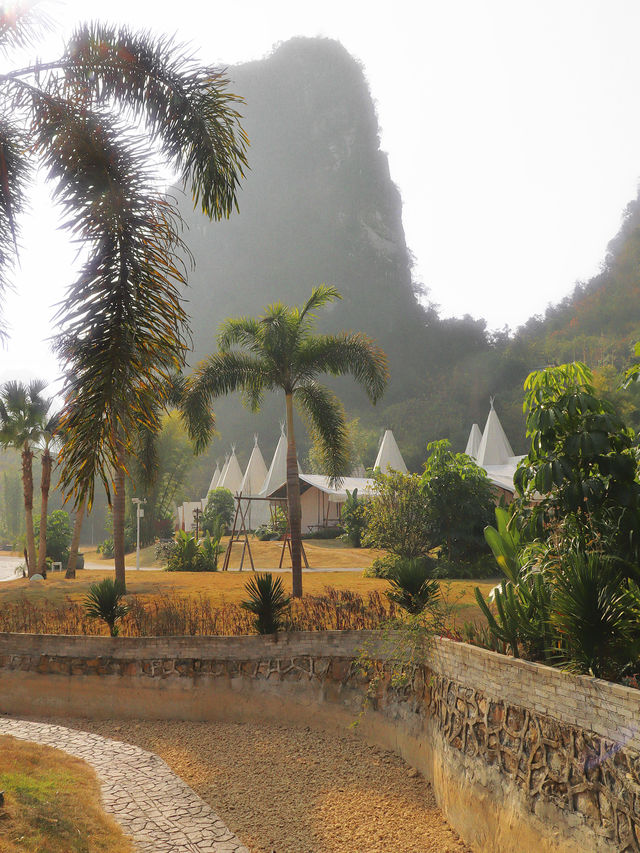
[83, 578, 130, 637]
[483, 506, 522, 583]
[385, 557, 440, 615]
[240, 573, 291, 634]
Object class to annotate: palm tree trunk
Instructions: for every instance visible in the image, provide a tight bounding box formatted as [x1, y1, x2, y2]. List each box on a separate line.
[66, 494, 87, 578]
[285, 393, 303, 598]
[21, 443, 37, 577]
[113, 429, 127, 591]
[38, 445, 52, 574]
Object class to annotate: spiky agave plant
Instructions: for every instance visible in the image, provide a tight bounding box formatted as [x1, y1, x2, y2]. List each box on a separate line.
[0, 7, 248, 590]
[241, 573, 291, 634]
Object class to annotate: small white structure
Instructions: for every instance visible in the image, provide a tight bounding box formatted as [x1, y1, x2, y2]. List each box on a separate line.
[239, 436, 270, 529]
[266, 473, 376, 533]
[374, 429, 408, 474]
[465, 400, 525, 498]
[178, 500, 204, 532]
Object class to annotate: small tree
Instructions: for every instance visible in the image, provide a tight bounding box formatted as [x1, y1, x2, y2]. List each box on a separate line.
[420, 439, 495, 562]
[202, 488, 235, 533]
[341, 488, 367, 548]
[35, 510, 72, 565]
[364, 471, 432, 559]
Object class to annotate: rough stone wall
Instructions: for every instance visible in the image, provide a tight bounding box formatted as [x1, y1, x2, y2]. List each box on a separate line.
[1, 630, 640, 851]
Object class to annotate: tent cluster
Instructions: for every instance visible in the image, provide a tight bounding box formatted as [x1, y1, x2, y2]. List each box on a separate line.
[464, 399, 525, 498]
[177, 427, 408, 534]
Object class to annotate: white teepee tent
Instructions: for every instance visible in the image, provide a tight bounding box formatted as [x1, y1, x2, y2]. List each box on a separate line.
[204, 461, 221, 500]
[218, 447, 243, 494]
[476, 400, 515, 467]
[464, 424, 483, 460]
[260, 425, 288, 497]
[240, 436, 270, 529]
[374, 429, 408, 474]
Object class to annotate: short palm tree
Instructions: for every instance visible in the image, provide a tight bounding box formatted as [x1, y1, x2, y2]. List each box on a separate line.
[184, 286, 388, 596]
[0, 8, 248, 590]
[0, 380, 50, 576]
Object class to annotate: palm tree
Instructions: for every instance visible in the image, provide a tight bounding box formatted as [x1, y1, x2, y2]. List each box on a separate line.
[184, 286, 388, 597]
[37, 410, 60, 574]
[0, 380, 49, 576]
[0, 9, 248, 589]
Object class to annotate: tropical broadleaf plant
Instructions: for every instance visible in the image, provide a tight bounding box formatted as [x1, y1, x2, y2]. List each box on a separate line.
[0, 7, 248, 590]
[240, 573, 291, 634]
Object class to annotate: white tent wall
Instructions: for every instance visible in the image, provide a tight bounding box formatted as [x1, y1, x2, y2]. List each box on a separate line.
[218, 449, 243, 494]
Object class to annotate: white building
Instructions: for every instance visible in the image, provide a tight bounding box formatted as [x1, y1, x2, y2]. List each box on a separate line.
[465, 401, 525, 498]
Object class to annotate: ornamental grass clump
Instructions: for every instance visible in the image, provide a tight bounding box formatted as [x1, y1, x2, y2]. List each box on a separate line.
[241, 573, 291, 634]
[83, 578, 130, 637]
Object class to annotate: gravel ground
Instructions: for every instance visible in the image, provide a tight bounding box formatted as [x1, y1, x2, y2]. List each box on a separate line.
[55, 717, 470, 853]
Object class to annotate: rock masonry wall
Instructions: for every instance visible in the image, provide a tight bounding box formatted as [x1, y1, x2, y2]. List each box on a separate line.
[1, 630, 639, 851]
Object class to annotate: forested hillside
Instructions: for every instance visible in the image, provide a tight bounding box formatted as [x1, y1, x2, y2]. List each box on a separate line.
[2, 36, 640, 544]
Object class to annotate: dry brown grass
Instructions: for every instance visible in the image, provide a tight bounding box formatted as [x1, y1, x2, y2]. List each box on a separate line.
[0, 735, 132, 852]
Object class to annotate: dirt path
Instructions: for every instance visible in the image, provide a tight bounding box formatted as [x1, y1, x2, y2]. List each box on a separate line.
[57, 718, 470, 853]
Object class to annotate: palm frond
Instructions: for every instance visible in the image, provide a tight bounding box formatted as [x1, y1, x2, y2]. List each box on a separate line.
[35, 99, 189, 503]
[0, 118, 29, 334]
[297, 332, 388, 403]
[295, 381, 349, 485]
[61, 23, 248, 218]
[184, 351, 267, 452]
[0, 2, 51, 55]
[217, 316, 262, 352]
[299, 284, 342, 320]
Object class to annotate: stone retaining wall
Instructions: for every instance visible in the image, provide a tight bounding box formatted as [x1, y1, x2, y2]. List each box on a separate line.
[1, 629, 639, 852]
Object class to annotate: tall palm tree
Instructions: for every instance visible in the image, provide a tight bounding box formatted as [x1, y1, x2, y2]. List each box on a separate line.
[0, 8, 248, 588]
[183, 286, 388, 597]
[0, 380, 49, 576]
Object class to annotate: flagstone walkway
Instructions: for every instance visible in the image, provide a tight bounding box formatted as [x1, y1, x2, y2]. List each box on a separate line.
[0, 717, 249, 853]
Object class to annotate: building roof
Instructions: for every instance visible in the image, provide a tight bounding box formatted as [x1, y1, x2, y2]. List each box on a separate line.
[373, 429, 408, 474]
[266, 474, 376, 502]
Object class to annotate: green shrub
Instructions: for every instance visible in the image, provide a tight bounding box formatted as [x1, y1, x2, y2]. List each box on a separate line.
[240, 573, 291, 634]
[35, 510, 72, 564]
[202, 488, 235, 533]
[340, 488, 367, 547]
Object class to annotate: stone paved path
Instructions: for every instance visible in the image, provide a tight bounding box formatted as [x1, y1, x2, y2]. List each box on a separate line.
[0, 717, 250, 853]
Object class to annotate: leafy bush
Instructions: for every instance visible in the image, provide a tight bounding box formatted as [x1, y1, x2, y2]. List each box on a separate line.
[340, 488, 367, 547]
[155, 539, 177, 564]
[202, 488, 235, 533]
[420, 439, 494, 561]
[385, 557, 440, 614]
[363, 471, 432, 559]
[83, 579, 130, 637]
[240, 573, 291, 634]
[304, 526, 344, 540]
[166, 527, 224, 572]
[254, 506, 288, 541]
[35, 510, 72, 564]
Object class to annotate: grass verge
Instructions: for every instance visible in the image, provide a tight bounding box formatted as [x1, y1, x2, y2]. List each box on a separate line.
[0, 735, 132, 852]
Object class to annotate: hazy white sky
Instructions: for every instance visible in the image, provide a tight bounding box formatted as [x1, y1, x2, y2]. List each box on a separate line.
[4, 0, 640, 387]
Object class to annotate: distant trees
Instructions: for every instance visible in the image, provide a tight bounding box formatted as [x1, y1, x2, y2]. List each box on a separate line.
[184, 286, 388, 597]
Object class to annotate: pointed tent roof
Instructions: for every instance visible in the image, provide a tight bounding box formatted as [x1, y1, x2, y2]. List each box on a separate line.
[241, 436, 269, 496]
[218, 447, 243, 494]
[206, 462, 221, 496]
[464, 424, 483, 460]
[374, 429, 408, 474]
[260, 425, 288, 497]
[476, 400, 515, 467]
